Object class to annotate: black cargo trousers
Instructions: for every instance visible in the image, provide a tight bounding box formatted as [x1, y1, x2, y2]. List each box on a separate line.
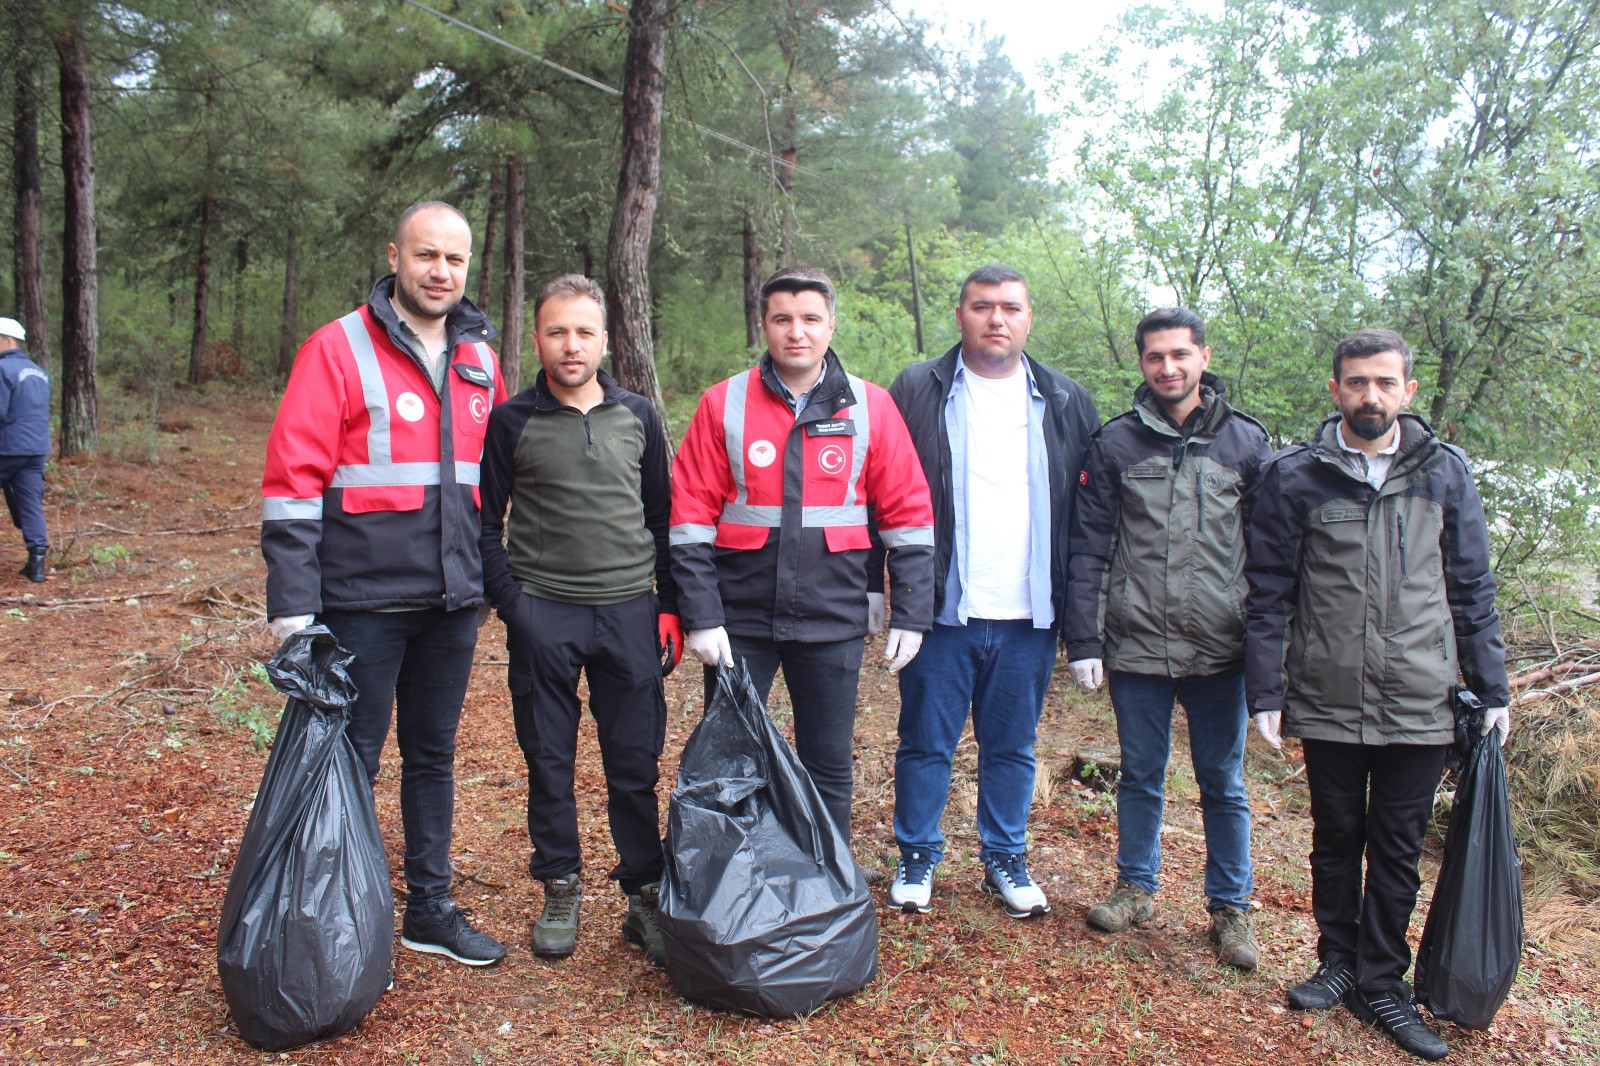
[503, 589, 667, 893]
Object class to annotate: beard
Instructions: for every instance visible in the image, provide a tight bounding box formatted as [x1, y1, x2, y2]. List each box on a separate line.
[393, 276, 460, 323]
[1348, 408, 1395, 441]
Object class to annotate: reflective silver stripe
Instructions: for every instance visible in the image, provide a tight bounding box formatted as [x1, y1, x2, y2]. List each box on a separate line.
[720, 502, 782, 526]
[263, 496, 323, 522]
[339, 311, 392, 465]
[455, 461, 480, 487]
[802, 505, 869, 527]
[723, 370, 752, 507]
[472, 342, 497, 407]
[669, 523, 717, 546]
[842, 372, 872, 508]
[879, 525, 935, 547]
[330, 461, 442, 487]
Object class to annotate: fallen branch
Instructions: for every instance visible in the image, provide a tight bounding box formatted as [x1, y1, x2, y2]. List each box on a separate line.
[1511, 660, 1600, 690]
[0, 588, 175, 608]
[1517, 671, 1600, 704]
[88, 520, 258, 537]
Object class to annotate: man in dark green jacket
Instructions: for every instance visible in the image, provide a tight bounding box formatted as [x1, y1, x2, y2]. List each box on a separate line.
[1066, 307, 1269, 969]
[1245, 328, 1511, 1061]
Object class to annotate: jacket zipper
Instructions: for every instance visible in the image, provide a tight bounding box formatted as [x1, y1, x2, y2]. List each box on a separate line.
[581, 412, 594, 446]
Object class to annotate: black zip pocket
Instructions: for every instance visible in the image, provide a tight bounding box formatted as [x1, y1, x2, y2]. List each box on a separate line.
[1397, 513, 1408, 579]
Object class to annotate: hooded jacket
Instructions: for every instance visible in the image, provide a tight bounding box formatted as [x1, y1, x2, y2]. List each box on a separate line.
[0, 347, 50, 456]
[1066, 374, 1269, 676]
[1243, 413, 1510, 745]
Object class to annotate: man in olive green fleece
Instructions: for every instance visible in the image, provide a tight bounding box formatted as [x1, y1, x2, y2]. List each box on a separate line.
[477, 274, 680, 966]
[1245, 328, 1511, 1061]
[1065, 306, 1270, 969]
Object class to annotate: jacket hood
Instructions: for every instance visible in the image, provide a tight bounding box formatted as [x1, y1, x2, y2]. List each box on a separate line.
[1132, 371, 1232, 436]
[1308, 411, 1438, 483]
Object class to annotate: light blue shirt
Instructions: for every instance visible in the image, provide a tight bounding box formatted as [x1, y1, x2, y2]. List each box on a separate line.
[938, 352, 1055, 629]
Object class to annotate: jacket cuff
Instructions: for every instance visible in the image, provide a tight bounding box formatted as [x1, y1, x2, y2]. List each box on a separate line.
[1064, 639, 1103, 662]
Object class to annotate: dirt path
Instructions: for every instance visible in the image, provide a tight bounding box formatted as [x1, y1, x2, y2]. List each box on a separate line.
[0, 389, 1590, 1064]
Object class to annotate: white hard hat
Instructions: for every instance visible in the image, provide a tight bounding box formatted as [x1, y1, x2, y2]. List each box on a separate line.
[0, 317, 24, 341]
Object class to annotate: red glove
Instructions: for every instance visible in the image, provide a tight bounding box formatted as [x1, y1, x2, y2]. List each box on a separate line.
[657, 612, 683, 676]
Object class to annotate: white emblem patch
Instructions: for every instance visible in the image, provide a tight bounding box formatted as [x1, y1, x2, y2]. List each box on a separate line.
[817, 443, 848, 476]
[747, 440, 777, 468]
[469, 394, 487, 423]
[396, 392, 425, 423]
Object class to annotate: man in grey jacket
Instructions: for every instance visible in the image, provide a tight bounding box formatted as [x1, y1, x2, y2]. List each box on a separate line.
[1245, 328, 1511, 1061]
[1066, 307, 1269, 969]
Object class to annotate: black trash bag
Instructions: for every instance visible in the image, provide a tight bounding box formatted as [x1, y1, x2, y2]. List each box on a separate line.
[657, 660, 878, 1017]
[1445, 686, 1486, 775]
[1415, 730, 1523, 1030]
[217, 626, 393, 1051]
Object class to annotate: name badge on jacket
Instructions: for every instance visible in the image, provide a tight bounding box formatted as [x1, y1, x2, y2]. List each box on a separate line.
[806, 419, 855, 437]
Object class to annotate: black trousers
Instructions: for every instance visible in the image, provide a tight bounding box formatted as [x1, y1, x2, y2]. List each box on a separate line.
[506, 591, 666, 893]
[1301, 738, 1449, 994]
[704, 634, 865, 843]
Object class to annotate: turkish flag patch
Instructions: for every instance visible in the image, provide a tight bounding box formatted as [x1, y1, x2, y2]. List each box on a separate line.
[1078, 469, 1089, 486]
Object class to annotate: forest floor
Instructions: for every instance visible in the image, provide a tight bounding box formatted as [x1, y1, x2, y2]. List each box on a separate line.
[0, 387, 1596, 1066]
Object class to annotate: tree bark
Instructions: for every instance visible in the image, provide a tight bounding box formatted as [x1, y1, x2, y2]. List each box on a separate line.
[231, 235, 247, 368]
[277, 223, 297, 377]
[499, 155, 525, 394]
[742, 205, 762, 348]
[478, 167, 500, 311]
[188, 191, 214, 385]
[605, 0, 671, 429]
[56, 17, 98, 456]
[13, 44, 50, 371]
[906, 219, 925, 356]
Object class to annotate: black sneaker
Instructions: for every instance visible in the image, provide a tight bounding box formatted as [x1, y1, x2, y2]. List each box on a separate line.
[1288, 953, 1355, 1010]
[1345, 986, 1450, 1061]
[400, 899, 507, 967]
[622, 882, 666, 966]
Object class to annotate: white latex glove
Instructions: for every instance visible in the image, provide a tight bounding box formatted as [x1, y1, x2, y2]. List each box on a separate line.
[1068, 658, 1104, 691]
[269, 614, 315, 642]
[885, 628, 923, 673]
[1481, 706, 1510, 743]
[866, 592, 886, 635]
[1255, 711, 1283, 750]
[685, 626, 733, 667]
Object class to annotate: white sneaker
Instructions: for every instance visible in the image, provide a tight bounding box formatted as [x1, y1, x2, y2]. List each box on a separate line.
[888, 851, 936, 913]
[982, 853, 1050, 918]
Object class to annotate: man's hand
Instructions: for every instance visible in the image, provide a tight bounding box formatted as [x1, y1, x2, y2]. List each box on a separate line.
[1068, 659, 1103, 691]
[1254, 711, 1283, 750]
[268, 614, 315, 642]
[685, 626, 733, 667]
[885, 628, 923, 673]
[866, 592, 886, 635]
[1481, 706, 1510, 744]
[658, 613, 684, 675]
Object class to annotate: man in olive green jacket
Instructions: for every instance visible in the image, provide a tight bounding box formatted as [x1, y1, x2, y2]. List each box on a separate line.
[1066, 307, 1270, 969]
[1244, 328, 1511, 1062]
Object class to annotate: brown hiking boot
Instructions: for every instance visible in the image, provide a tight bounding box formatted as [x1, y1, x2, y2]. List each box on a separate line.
[1086, 879, 1155, 932]
[1209, 906, 1260, 970]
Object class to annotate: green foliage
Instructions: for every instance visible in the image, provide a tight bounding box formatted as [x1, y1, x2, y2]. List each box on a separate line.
[213, 662, 279, 751]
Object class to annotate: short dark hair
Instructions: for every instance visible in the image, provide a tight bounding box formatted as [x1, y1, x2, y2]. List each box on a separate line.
[759, 265, 835, 318]
[392, 200, 471, 246]
[1333, 328, 1413, 380]
[1134, 307, 1206, 354]
[534, 273, 607, 326]
[958, 265, 1028, 306]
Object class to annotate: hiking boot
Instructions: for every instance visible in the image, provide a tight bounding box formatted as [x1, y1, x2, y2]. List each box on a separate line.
[622, 882, 666, 966]
[532, 874, 582, 959]
[1208, 906, 1260, 970]
[981, 853, 1050, 918]
[888, 850, 936, 914]
[1086, 879, 1155, 933]
[400, 899, 506, 967]
[21, 547, 45, 583]
[1288, 953, 1355, 1010]
[1345, 986, 1450, 1061]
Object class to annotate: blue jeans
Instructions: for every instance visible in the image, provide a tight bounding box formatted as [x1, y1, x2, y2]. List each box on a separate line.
[0, 454, 47, 549]
[893, 619, 1057, 861]
[1109, 667, 1253, 912]
[320, 606, 479, 907]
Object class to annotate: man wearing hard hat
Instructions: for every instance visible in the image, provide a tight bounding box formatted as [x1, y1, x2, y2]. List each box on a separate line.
[0, 316, 49, 583]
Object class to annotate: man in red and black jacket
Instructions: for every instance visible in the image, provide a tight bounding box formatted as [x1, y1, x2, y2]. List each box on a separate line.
[261, 202, 507, 968]
[670, 265, 935, 843]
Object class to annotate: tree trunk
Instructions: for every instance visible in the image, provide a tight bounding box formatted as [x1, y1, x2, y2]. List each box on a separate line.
[188, 191, 214, 386]
[742, 204, 762, 348]
[478, 167, 500, 311]
[13, 45, 50, 371]
[499, 155, 525, 394]
[906, 219, 925, 356]
[56, 17, 98, 456]
[231, 235, 247, 368]
[277, 223, 297, 377]
[605, 0, 671, 430]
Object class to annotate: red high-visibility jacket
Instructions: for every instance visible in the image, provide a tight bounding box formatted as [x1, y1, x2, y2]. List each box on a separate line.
[261, 278, 505, 617]
[669, 352, 935, 642]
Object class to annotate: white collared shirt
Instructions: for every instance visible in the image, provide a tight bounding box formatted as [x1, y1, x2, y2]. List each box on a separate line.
[1336, 420, 1402, 489]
